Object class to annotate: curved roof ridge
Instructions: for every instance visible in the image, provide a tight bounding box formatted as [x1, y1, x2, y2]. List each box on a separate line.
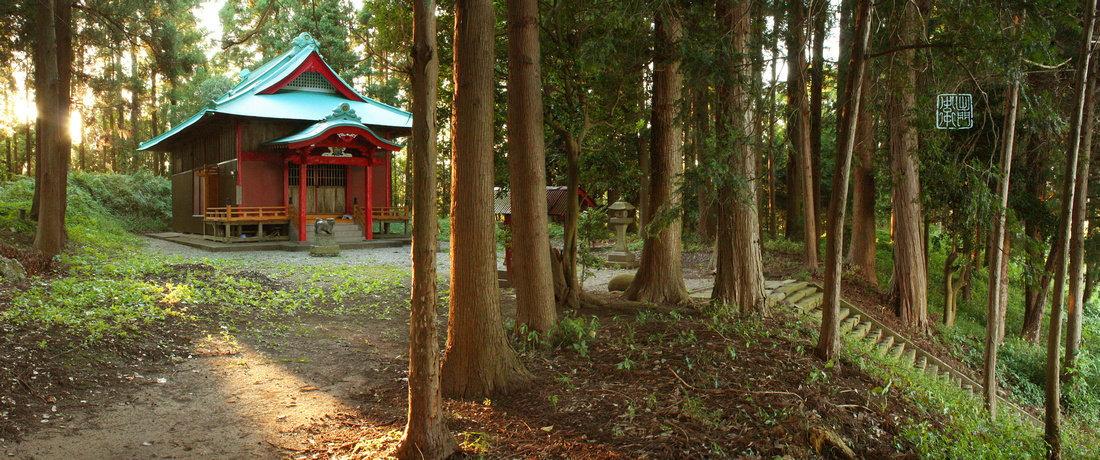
[139, 32, 412, 152]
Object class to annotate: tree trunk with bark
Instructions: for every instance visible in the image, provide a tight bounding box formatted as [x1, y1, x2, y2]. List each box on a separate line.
[810, 0, 827, 231]
[1046, 0, 1095, 455]
[32, 0, 72, 257]
[441, 0, 532, 399]
[983, 78, 1020, 418]
[845, 71, 876, 285]
[886, 0, 928, 332]
[506, 0, 556, 337]
[787, 0, 818, 267]
[942, 249, 970, 327]
[691, 87, 714, 242]
[1021, 132, 1048, 342]
[1065, 52, 1098, 384]
[395, 2, 459, 456]
[712, 0, 765, 314]
[625, 8, 691, 305]
[817, 0, 871, 361]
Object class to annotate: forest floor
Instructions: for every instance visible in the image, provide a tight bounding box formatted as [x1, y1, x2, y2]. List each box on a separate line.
[0, 242, 960, 459]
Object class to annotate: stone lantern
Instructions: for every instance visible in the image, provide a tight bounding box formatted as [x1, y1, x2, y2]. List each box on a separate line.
[607, 201, 637, 267]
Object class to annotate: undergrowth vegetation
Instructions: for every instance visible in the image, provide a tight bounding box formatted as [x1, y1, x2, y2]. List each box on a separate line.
[871, 224, 1100, 457]
[0, 173, 407, 347]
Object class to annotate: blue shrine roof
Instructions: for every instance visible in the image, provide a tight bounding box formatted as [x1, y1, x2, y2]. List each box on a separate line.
[139, 33, 411, 151]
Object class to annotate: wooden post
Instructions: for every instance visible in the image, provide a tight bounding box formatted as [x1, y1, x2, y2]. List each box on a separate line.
[365, 165, 374, 240]
[299, 161, 307, 242]
[283, 160, 290, 208]
[236, 124, 243, 187]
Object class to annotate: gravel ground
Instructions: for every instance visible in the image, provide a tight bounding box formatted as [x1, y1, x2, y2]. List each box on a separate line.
[140, 236, 714, 293]
[139, 236, 453, 275]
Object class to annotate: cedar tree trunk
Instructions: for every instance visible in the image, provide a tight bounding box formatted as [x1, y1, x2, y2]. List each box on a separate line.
[441, 0, 532, 399]
[1046, 0, 1095, 454]
[1065, 53, 1098, 383]
[817, 0, 871, 360]
[506, 0, 556, 336]
[32, 0, 71, 257]
[625, 8, 691, 305]
[983, 78, 1019, 418]
[787, 0, 818, 267]
[886, 0, 928, 332]
[712, 0, 765, 314]
[395, 1, 459, 456]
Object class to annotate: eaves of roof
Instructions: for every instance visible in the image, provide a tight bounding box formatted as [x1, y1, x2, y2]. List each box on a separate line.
[138, 35, 412, 152]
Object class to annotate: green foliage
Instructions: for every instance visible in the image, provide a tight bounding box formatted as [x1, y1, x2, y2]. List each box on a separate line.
[576, 209, 609, 282]
[69, 172, 172, 232]
[0, 177, 36, 236]
[553, 314, 599, 358]
[763, 237, 803, 254]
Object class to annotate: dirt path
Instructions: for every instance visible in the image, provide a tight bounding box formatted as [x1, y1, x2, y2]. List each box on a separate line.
[2, 242, 721, 460]
[6, 306, 413, 459]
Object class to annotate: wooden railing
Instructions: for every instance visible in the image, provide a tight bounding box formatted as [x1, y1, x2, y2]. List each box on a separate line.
[352, 204, 367, 233]
[287, 204, 299, 227]
[205, 205, 290, 222]
[372, 206, 410, 221]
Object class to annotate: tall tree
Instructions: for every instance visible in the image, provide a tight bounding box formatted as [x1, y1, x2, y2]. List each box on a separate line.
[817, 0, 871, 360]
[886, 0, 928, 331]
[809, 0, 827, 231]
[1046, 0, 1096, 455]
[711, 0, 765, 314]
[440, 0, 532, 398]
[786, 0, 818, 268]
[32, 0, 72, 257]
[394, 0, 459, 457]
[843, 0, 877, 285]
[541, 0, 648, 309]
[983, 76, 1021, 418]
[506, 0, 556, 337]
[1064, 50, 1098, 384]
[625, 3, 691, 305]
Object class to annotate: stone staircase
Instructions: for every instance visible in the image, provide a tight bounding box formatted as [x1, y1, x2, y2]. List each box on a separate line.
[764, 280, 1040, 425]
[303, 220, 365, 243]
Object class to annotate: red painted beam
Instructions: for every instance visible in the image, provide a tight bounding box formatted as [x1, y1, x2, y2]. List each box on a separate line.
[240, 151, 285, 162]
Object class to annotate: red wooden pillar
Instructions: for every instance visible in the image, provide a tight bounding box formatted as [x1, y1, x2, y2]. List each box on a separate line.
[298, 160, 307, 242]
[384, 134, 393, 207]
[365, 164, 374, 240]
[385, 152, 392, 207]
[283, 160, 290, 208]
[235, 124, 243, 188]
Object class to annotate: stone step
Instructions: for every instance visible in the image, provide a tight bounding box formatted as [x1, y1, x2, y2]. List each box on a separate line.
[840, 316, 860, 333]
[963, 384, 974, 397]
[800, 292, 824, 311]
[925, 363, 939, 377]
[784, 286, 816, 305]
[849, 322, 873, 340]
[838, 306, 852, 322]
[775, 281, 809, 296]
[874, 335, 895, 356]
[900, 348, 917, 367]
[887, 343, 906, 360]
[914, 355, 927, 371]
[765, 279, 795, 290]
[864, 328, 883, 345]
[306, 223, 363, 234]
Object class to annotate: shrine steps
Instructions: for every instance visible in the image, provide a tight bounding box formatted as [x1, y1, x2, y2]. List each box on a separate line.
[763, 280, 1040, 426]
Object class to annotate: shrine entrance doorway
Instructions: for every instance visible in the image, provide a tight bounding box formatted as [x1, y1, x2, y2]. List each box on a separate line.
[288, 164, 347, 215]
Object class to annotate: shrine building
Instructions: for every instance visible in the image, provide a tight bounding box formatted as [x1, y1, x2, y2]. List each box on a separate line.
[138, 33, 411, 243]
